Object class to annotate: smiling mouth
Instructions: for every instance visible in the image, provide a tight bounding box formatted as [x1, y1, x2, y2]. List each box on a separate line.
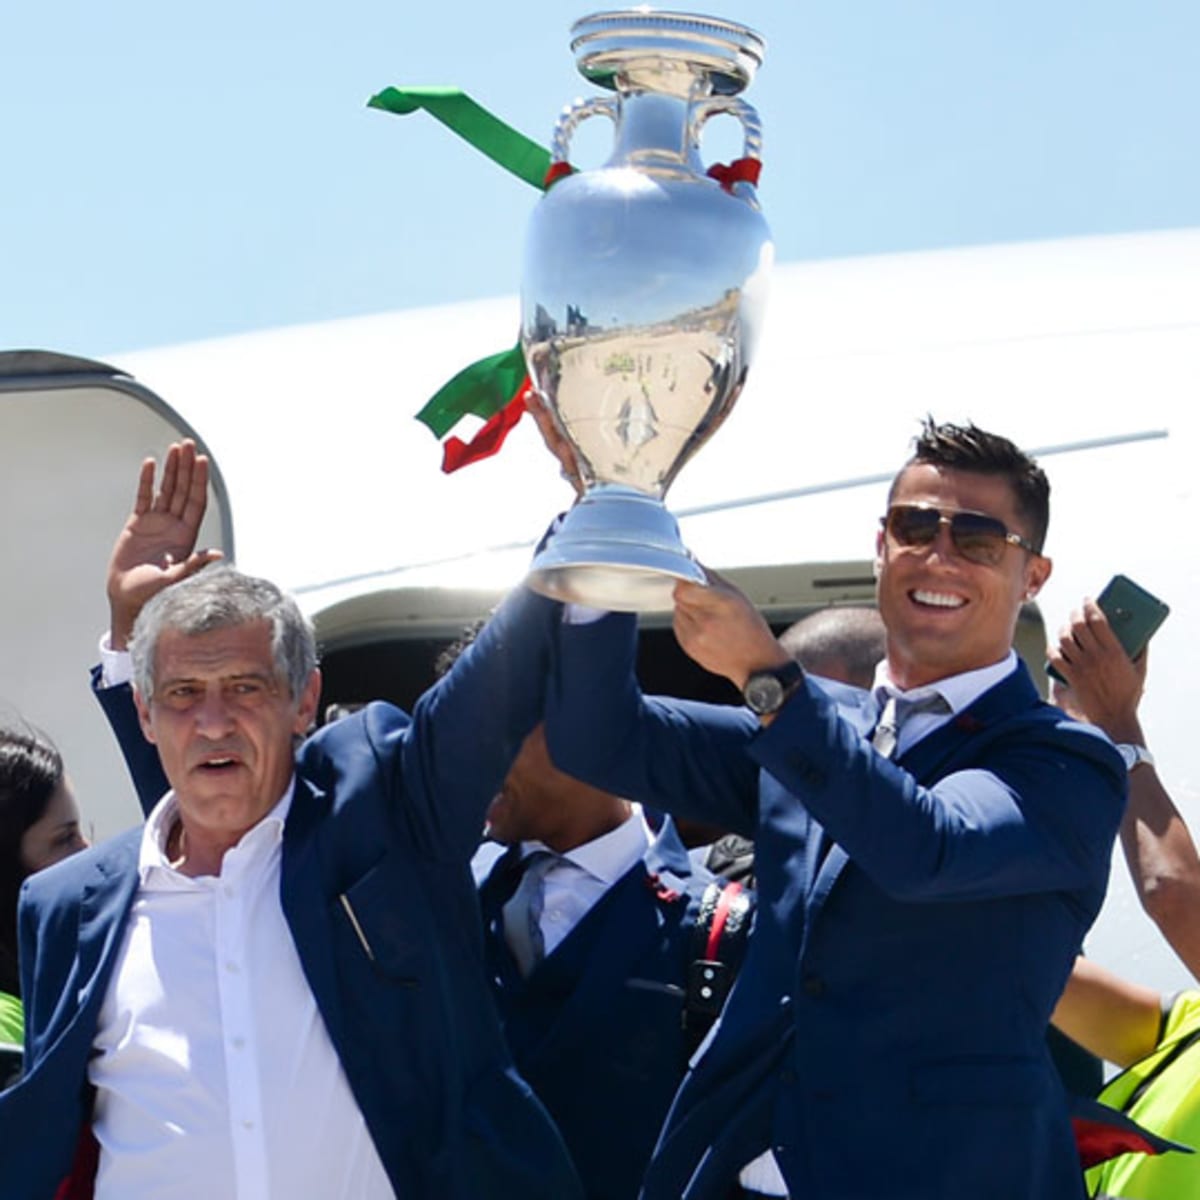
[911, 589, 966, 610]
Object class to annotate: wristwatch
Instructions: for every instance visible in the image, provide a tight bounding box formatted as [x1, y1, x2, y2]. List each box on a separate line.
[1115, 743, 1155, 773]
[743, 661, 804, 716]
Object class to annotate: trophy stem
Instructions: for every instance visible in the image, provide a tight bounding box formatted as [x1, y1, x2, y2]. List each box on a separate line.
[527, 483, 706, 612]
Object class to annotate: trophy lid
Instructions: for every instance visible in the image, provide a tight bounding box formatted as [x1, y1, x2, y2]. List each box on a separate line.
[570, 9, 766, 95]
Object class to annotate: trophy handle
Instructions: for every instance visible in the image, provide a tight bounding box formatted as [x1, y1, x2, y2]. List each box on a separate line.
[550, 96, 619, 164]
[692, 97, 764, 194]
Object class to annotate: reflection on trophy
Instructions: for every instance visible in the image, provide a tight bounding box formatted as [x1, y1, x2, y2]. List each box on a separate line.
[522, 8, 773, 612]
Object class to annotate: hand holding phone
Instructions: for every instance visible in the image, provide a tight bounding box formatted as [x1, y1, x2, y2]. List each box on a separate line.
[1047, 574, 1170, 684]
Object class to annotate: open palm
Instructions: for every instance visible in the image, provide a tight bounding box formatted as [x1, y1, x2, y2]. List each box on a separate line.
[107, 439, 223, 647]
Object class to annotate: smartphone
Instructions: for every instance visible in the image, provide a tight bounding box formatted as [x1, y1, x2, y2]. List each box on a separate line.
[1047, 574, 1170, 683]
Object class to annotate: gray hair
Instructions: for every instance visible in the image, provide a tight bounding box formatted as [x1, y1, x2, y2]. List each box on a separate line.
[130, 564, 317, 700]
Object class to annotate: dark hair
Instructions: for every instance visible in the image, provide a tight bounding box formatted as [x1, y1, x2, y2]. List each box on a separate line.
[780, 606, 886, 690]
[0, 726, 65, 996]
[889, 417, 1050, 553]
[432, 617, 489, 681]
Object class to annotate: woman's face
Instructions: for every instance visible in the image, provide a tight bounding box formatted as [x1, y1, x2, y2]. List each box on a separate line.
[19, 778, 89, 874]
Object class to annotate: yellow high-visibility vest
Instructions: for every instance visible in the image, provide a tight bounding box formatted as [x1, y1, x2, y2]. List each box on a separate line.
[1087, 989, 1200, 1198]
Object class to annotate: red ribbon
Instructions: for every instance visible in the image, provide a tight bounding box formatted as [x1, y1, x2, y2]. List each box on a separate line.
[704, 880, 743, 961]
[440, 380, 530, 473]
[707, 156, 762, 193]
[543, 161, 575, 189]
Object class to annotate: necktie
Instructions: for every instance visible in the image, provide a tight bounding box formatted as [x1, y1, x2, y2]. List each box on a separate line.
[871, 692, 951, 759]
[502, 850, 559, 976]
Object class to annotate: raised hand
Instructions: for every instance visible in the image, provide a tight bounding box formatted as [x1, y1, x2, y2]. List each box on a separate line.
[672, 570, 790, 690]
[107, 439, 223, 648]
[524, 388, 587, 500]
[1048, 598, 1147, 742]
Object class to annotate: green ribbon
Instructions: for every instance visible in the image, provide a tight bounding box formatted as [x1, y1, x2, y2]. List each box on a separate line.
[368, 86, 552, 191]
[414, 342, 527, 438]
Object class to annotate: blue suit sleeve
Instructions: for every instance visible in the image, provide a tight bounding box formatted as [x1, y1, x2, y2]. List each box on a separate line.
[90, 664, 169, 818]
[313, 585, 564, 862]
[544, 610, 763, 837]
[752, 679, 1126, 902]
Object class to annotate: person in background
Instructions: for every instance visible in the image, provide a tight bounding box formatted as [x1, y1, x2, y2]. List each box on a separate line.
[475, 719, 749, 1200]
[1049, 599, 1200, 975]
[1049, 598, 1200, 1198]
[778, 606, 885, 691]
[0, 725, 89, 1048]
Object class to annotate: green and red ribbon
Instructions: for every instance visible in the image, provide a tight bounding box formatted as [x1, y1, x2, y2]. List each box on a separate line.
[371, 84, 759, 473]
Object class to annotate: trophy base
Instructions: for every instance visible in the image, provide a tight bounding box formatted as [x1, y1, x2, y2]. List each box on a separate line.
[527, 484, 705, 613]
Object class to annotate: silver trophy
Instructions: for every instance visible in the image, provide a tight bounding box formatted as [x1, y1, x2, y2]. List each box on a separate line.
[522, 8, 773, 612]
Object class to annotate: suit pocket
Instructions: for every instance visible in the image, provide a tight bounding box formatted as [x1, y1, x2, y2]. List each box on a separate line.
[910, 1056, 1044, 1107]
[335, 860, 423, 984]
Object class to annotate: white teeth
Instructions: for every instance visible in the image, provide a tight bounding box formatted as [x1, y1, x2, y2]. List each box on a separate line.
[912, 589, 965, 609]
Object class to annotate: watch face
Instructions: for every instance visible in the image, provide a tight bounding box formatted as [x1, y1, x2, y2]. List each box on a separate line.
[745, 675, 783, 714]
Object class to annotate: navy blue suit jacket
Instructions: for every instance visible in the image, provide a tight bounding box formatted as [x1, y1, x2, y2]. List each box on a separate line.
[545, 613, 1126, 1200]
[3, 586, 582, 1200]
[478, 820, 739, 1200]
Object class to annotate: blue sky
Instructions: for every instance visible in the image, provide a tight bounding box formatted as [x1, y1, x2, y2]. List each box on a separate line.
[3, 0, 1197, 358]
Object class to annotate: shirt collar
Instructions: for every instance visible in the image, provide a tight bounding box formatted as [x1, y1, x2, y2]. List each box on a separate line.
[517, 802, 651, 886]
[871, 650, 1018, 718]
[139, 778, 296, 883]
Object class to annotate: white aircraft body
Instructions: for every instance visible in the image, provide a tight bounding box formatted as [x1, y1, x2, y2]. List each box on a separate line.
[2, 226, 1197, 997]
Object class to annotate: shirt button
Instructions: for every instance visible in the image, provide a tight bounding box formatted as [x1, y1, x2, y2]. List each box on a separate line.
[225, 961, 239, 974]
[231, 1037, 245, 1050]
[223, 885, 235, 899]
[242, 1119, 255, 1131]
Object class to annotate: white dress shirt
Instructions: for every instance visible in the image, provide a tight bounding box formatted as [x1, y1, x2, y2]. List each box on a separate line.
[869, 650, 1018, 757]
[511, 804, 652, 959]
[88, 787, 393, 1200]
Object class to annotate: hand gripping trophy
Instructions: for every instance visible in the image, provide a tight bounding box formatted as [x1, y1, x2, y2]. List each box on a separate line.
[522, 8, 773, 612]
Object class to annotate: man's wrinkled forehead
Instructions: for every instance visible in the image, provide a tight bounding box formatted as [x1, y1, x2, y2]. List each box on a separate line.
[152, 620, 281, 686]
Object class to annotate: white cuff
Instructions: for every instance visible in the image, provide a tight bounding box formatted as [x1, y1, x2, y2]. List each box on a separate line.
[563, 603, 609, 625]
[99, 632, 134, 688]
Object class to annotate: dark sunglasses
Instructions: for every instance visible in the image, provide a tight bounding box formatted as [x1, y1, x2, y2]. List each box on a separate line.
[882, 504, 1038, 566]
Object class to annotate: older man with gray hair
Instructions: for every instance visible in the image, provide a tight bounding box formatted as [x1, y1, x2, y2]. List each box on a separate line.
[1, 441, 580, 1200]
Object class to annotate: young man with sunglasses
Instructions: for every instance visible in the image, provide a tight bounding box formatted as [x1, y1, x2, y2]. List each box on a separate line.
[541, 418, 1126, 1200]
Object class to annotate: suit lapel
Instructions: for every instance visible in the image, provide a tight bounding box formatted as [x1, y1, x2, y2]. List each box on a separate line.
[519, 822, 693, 1070]
[75, 833, 142, 993]
[802, 685, 874, 907]
[279, 778, 346, 1053]
[27, 833, 144, 1081]
[521, 860, 666, 1071]
[897, 661, 1039, 781]
[805, 663, 1039, 912]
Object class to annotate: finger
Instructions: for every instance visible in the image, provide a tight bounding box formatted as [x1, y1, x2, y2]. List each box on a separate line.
[165, 549, 222, 586]
[180, 453, 210, 534]
[155, 443, 181, 513]
[1064, 604, 1093, 647]
[1079, 598, 1122, 652]
[1132, 646, 1150, 683]
[132, 457, 156, 515]
[672, 579, 713, 613]
[168, 441, 197, 519]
